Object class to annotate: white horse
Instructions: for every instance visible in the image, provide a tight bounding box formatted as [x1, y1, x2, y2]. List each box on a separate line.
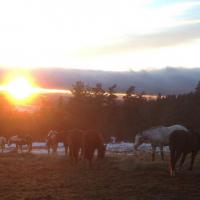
[47, 130, 59, 154]
[134, 125, 188, 161]
[0, 137, 7, 152]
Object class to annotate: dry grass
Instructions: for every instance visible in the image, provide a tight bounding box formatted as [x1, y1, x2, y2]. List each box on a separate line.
[0, 152, 200, 200]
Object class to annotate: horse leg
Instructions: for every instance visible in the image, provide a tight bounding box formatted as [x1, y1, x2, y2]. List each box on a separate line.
[29, 143, 32, 152]
[53, 144, 56, 153]
[170, 148, 176, 176]
[87, 153, 93, 169]
[28, 144, 30, 153]
[88, 149, 95, 169]
[2, 143, 5, 153]
[3, 143, 5, 153]
[151, 145, 156, 161]
[188, 151, 198, 171]
[48, 146, 50, 154]
[79, 147, 83, 159]
[69, 147, 74, 165]
[172, 151, 182, 176]
[55, 143, 58, 153]
[160, 146, 164, 161]
[178, 153, 187, 170]
[74, 149, 79, 165]
[53, 143, 58, 153]
[64, 143, 68, 156]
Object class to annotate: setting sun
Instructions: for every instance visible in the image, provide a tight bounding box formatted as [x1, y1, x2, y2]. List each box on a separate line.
[0, 69, 73, 105]
[0, 73, 38, 105]
[5, 76, 35, 100]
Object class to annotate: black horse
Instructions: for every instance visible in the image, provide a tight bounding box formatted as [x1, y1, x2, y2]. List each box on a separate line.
[169, 129, 200, 176]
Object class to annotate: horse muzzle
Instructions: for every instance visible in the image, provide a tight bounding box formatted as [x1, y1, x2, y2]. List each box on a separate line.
[134, 145, 138, 151]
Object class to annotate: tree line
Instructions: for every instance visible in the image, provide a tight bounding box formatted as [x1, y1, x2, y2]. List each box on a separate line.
[0, 80, 200, 141]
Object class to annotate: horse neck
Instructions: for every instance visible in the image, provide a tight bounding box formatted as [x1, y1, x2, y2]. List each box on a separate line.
[142, 129, 155, 139]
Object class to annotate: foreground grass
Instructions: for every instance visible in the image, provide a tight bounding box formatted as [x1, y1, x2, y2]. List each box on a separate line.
[0, 152, 200, 200]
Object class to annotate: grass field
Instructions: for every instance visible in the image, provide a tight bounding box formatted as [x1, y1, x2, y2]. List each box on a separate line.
[0, 152, 200, 200]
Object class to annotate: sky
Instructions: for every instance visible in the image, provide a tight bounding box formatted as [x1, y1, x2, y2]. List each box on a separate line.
[0, 0, 200, 71]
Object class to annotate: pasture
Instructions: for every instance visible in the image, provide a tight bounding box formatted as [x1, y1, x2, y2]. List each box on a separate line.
[0, 152, 200, 200]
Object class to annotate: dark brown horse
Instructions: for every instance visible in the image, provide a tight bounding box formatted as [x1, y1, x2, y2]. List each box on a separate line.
[169, 129, 200, 176]
[67, 129, 83, 164]
[82, 130, 106, 166]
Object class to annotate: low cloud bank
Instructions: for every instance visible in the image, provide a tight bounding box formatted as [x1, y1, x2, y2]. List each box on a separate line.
[1, 67, 199, 95]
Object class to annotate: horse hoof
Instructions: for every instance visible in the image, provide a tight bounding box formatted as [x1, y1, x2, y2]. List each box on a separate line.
[170, 170, 176, 176]
[170, 170, 176, 177]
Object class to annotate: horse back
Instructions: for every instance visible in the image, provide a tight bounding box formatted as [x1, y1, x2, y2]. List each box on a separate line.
[83, 130, 104, 148]
[169, 130, 188, 150]
[169, 130, 199, 153]
[67, 129, 83, 149]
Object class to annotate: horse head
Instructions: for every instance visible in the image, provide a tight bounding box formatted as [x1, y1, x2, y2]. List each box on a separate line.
[0, 136, 7, 145]
[98, 144, 106, 159]
[134, 133, 144, 151]
[46, 130, 59, 153]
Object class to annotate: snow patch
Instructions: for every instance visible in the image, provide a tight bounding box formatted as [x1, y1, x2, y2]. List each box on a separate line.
[1, 142, 170, 155]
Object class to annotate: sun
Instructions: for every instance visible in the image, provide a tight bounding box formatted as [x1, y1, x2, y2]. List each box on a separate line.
[5, 76, 36, 102]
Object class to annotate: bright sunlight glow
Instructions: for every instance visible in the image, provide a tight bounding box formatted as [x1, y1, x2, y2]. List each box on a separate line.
[5, 76, 35, 101]
[0, 70, 71, 105]
[0, 69, 38, 105]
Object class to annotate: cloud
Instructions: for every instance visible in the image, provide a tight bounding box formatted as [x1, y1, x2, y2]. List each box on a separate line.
[1, 67, 200, 95]
[0, 0, 200, 71]
[26, 67, 200, 95]
[77, 22, 200, 57]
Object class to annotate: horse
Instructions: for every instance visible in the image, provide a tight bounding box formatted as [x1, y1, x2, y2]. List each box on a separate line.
[8, 135, 32, 152]
[0, 137, 7, 152]
[134, 124, 188, 161]
[169, 129, 200, 176]
[67, 129, 106, 166]
[82, 130, 106, 166]
[46, 130, 69, 154]
[67, 129, 83, 164]
[46, 130, 59, 154]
